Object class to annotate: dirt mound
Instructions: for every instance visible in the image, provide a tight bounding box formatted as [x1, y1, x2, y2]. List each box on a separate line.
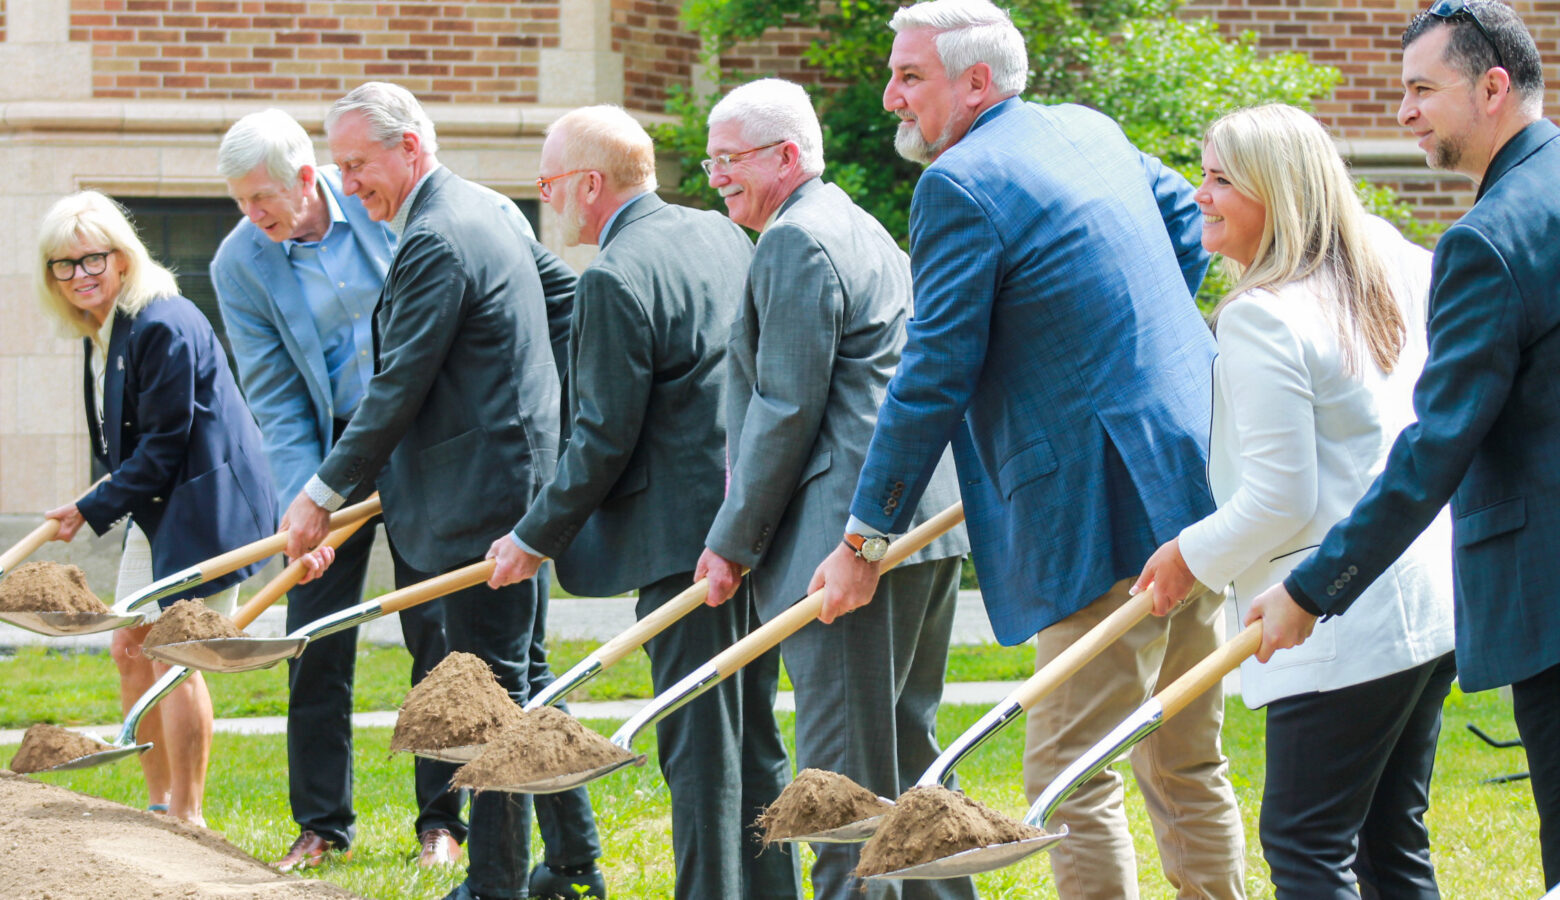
[390, 651, 522, 753]
[855, 785, 1046, 877]
[9, 724, 113, 774]
[755, 767, 892, 844]
[143, 598, 248, 647]
[0, 771, 360, 899]
[0, 562, 109, 613]
[452, 706, 633, 789]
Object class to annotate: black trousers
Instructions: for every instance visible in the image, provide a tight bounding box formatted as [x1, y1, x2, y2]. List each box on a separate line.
[284, 521, 456, 848]
[1259, 653, 1456, 900]
[392, 547, 600, 899]
[1512, 659, 1560, 889]
[636, 570, 800, 900]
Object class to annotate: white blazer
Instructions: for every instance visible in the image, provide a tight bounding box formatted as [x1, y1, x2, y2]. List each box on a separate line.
[1179, 217, 1455, 709]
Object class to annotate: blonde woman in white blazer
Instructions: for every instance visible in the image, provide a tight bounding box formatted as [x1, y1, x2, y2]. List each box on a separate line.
[1135, 104, 1455, 900]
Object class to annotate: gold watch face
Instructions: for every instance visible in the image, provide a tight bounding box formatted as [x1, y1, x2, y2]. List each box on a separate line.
[858, 535, 889, 562]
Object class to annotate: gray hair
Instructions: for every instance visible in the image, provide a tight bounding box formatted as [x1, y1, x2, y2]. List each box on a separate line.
[325, 82, 439, 154]
[707, 78, 825, 176]
[217, 108, 317, 184]
[889, 0, 1029, 95]
[546, 105, 658, 193]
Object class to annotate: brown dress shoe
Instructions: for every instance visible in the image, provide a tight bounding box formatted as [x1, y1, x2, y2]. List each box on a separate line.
[417, 828, 463, 867]
[273, 830, 349, 872]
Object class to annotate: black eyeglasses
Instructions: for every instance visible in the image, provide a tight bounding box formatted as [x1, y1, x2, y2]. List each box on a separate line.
[47, 250, 114, 281]
[1428, 0, 1506, 72]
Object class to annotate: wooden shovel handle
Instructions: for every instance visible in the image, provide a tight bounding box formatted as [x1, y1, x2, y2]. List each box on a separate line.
[1010, 588, 1155, 710]
[0, 520, 61, 573]
[377, 559, 495, 617]
[2, 475, 112, 572]
[710, 502, 965, 678]
[1156, 622, 1261, 719]
[230, 514, 376, 629]
[195, 494, 382, 582]
[594, 578, 712, 668]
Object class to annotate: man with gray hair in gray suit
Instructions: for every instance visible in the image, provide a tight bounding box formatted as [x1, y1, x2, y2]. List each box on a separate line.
[486, 104, 799, 900]
[694, 78, 974, 900]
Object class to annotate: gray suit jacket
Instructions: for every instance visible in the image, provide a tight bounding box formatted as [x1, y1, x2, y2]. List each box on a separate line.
[706, 178, 968, 617]
[316, 167, 562, 573]
[514, 194, 752, 597]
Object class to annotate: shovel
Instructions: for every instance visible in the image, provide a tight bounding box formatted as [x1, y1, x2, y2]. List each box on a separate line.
[145, 556, 500, 676]
[0, 495, 382, 637]
[526, 574, 729, 711]
[0, 475, 112, 579]
[865, 621, 1261, 880]
[27, 516, 373, 773]
[481, 502, 967, 796]
[788, 587, 1158, 844]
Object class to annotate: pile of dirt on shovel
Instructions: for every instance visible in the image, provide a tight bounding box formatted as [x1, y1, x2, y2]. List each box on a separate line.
[0, 562, 109, 614]
[0, 771, 361, 899]
[9, 723, 113, 774]
[390, 651, 523, 753]
[855, 785, 1047, 878]
[755, 767, 893, 844]
[451, 706, 633, 789]
[144, 598, 249, 647]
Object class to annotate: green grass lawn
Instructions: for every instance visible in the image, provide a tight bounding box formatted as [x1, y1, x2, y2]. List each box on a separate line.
[0, 678, 1544, 898]
[0, 640, 1038, 728]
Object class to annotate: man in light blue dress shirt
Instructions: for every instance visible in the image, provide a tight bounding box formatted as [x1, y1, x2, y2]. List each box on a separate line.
[211, 109, 603, 889]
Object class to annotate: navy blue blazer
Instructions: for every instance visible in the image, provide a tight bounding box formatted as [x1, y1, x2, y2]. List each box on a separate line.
[77, 296, 277, 603]
[848, 98, 1215, 645]
[1287, 119, 1560, 692]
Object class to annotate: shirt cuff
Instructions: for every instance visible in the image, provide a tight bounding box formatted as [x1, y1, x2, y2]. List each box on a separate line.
[304, 475, 347, 512]
[508, 531, 545, 559]
[1282, 573, 1327, 618]
[845, 515, 900, 540]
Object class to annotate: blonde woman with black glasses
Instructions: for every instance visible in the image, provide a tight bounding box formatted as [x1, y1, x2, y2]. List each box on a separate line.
[37, 190, 275, 826]
[1135, 105, 1456, 898]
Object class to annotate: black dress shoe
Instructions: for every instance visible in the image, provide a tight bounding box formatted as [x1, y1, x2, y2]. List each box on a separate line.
[439, 882, 483, 900]
[529, 862, 607, 899]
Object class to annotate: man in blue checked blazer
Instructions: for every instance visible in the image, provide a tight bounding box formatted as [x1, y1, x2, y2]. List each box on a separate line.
[809, 2, 1244, 897]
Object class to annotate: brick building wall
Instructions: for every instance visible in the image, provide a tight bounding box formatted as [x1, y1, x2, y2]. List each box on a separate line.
[1179, 0, 1560, 224]
[72, 0, 559, 103]
[613, 0, 700, 112]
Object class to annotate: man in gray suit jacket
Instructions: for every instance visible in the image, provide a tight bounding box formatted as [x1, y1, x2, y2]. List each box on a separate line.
[487, 105, 799, 900]
[694, 79, 973, 900]
[279, 83, 600, 900]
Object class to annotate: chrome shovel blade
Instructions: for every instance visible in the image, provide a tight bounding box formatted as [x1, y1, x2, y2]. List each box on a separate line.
[143, 637, 305, 672]
[402, 744, 486, 764]
[478, 753, 647, 795]
[37, 741, 153, 773]
[777, 802, 894, 844]
[862, 827, 1068, 880]
[0, 611, 143, 637]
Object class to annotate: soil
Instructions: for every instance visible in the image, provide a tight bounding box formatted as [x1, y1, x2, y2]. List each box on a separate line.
[451, 706, 632, 789]
[0, 562, 109, 614]
[854, 785, 1047, 877]
[143, 598, 249, 647]
[0, 771, 360, 899]
[755, 767, 893, 844]
[9, 724, 113, 774]
[390, 651, 523, 753]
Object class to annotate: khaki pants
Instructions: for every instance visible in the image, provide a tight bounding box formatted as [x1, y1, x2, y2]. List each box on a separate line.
[1024, 578, 1245, 900]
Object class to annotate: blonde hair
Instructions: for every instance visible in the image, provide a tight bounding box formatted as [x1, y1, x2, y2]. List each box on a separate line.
[35, 191, 178, 339]
[545, 105, 658, 194]
[1205, 104, 1404, 374]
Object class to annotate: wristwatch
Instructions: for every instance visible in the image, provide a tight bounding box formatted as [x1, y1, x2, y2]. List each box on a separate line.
[844, 532, 889, 562]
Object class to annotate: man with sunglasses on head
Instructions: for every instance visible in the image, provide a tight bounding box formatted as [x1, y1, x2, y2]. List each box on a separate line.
[1246, 2, 1560, 888]
[696, 77, 972, 900]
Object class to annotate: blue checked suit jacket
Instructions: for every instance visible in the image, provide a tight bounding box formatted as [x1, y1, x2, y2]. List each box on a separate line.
[849, 97, 1216, 645]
